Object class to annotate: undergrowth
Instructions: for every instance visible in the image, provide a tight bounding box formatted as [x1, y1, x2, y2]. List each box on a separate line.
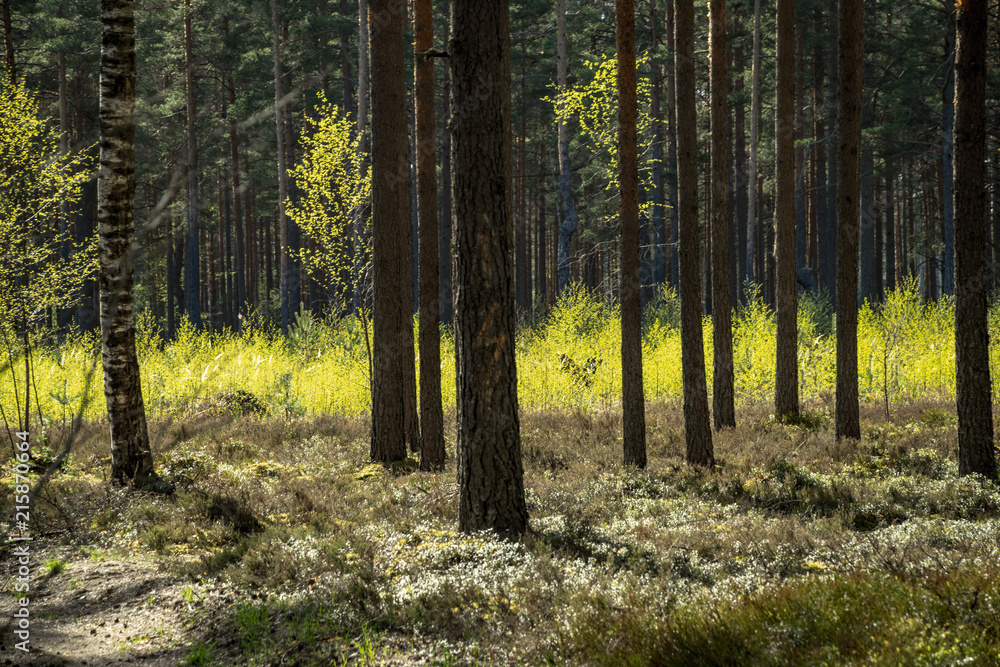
[2, 400, 998, 665]
[4, 280, 997, 427]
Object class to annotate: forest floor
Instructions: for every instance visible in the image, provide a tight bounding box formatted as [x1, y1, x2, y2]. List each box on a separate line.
[2, 397, 999, 666]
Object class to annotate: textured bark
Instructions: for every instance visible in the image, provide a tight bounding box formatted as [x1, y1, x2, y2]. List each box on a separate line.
[650, 0, 665, 288]
[710, 0, 735, 429]
[415, 0, 444, 471]
[618, 0, 647, 467]
[183, 0, 201, 329]
[354, 0, 370, 313]
[746, 0, 761, 290]
[676, 0, 713, 467]
[452, 0, 527, 533]
[835, 0, 863, 441]
[774, 0, 798, 420]
[438, 9, 453, 324]
[369, 0, 411, 464]
[98, 0, 155, 487]
[556, 0, 579, 296]
[954, 0, 997, 479]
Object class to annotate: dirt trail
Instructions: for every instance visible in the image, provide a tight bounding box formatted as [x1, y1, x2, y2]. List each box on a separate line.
[1, 541, 224, 666]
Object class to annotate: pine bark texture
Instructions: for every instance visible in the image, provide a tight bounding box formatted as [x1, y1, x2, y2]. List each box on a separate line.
[99, 0, 155, 486]
[710, 0, 735, 429]
[452, 0, 528, 533]
[415, 0, 444, 471]
[618, 0, 647, 467]
[954, 0, 997, 479]
[774, 0, 798, 419]
[835, 0, 863, 441]
[369, 0, 411, 463]
[676, 0, 713, 467]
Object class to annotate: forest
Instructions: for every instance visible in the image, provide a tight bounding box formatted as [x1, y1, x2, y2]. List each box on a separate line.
[1, 0, 1000, 664]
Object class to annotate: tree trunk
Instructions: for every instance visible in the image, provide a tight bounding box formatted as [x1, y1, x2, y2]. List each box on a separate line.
[183, 0, 200, 329]
[452, 0, 527, 534]
[58, 43, 72, 335]
[941, 15, 956, 296]
[271, 0, 291, 331]
[812, 18, 829, 294]
[556, 0, 579, 296]
[774, 0, 798, 420]
[825, 40, 838, 306]
[98, 0, 156, 487]
[885, 169, 896, 293]
[618, 0, 647, 467]
[354, 0, 370, 313]
[746, 0, 761, 292]
[954, 0, 997, 479]
[370, 0, 412, 463]
[859, 146, 877, 303]
[835, 0, 863, 441]
[225, 64, 246, 328]
[676, 0, 713, 467]
[650, 0, 665, 288]
[415, 0, 444, 471]
[734, 44, 747, 304]
[437, 5, 453, 324]
[710, 0, 734, 429]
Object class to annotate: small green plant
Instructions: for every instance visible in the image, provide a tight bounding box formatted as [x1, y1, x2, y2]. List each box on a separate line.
[43, 557, 67, 576]
[184, 641, 215, 666]
[234, 602, 271, 653]
[180, 584, 197, 604]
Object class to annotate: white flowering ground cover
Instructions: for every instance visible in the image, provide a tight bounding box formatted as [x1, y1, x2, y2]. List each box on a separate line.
[2, 400, 999, 665]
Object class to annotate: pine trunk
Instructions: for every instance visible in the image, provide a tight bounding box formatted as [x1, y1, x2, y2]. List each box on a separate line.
[370, 0, 412, 464]
[415, 0, 444, 471]
[452, 0, 527, 534]
[556, 0, 579, 296]
[183, 0, 200, 328]
[710, 0, 734, 429]
[618, 0, 647, 467]
[676, 0, 713, 466]
[835, 0, 863, 441]
[954, 0, 997, 479]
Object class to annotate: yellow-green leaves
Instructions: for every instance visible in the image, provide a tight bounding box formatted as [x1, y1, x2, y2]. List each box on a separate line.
[287, 95, 370, 312]
[1, 77, 96, 323]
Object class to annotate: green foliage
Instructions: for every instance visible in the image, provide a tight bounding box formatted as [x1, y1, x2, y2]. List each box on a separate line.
[287, 96, 370, 312]
[551, 54, 658, 223]
[0, 77, 96, 323]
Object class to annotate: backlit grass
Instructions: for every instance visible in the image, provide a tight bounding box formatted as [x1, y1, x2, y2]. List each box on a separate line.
[3, 280, 999, 429]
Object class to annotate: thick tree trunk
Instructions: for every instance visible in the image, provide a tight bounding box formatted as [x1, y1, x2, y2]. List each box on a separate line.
[415, 0, 444, 471]
[676, 0, 713, 467]
[452, 0, 527, 534]
[954, 0, 997, 479]
[710, 0, 735, 429]
[835, 0, 863, 441]
[774, 0, 798, 420]
[618, 0, 647, 467]
[369, 0, 412, 464]
[556, 0, 579, 296]
[183, 0, 200, 329]
[98, 0, 156, 487]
